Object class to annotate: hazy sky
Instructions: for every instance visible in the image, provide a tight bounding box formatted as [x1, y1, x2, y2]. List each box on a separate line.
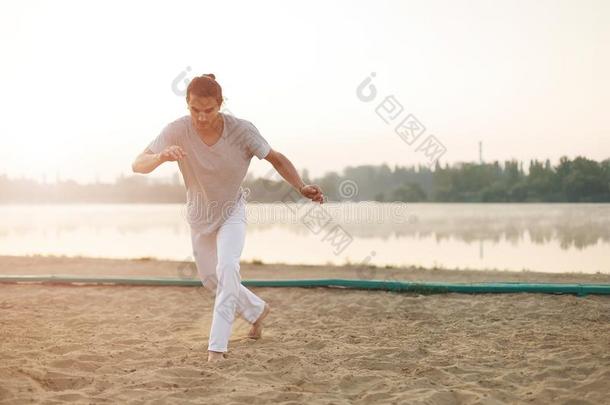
[1, 0, 609, 183]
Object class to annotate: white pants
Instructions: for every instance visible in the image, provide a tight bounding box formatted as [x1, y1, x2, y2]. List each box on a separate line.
[190, 196, 266, 352]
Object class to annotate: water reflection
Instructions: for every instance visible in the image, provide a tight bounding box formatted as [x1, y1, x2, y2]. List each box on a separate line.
[0, 203, 608, 273]
[253, 203, 610, 251]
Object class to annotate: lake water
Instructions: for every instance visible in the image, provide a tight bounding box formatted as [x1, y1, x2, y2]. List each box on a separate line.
[0, 203, 608, 274]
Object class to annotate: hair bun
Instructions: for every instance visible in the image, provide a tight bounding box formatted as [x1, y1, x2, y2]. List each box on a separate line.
[204, 73, 216, 80]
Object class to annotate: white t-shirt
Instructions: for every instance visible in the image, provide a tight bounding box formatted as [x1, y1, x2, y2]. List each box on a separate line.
[146, 112, 271, 234]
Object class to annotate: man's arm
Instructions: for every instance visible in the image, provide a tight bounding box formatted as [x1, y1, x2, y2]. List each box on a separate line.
[264, 149, 324, 203]
[131, 145, 187, 174]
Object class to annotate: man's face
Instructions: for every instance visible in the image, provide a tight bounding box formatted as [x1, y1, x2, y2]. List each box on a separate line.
[188, 95, 221, 130]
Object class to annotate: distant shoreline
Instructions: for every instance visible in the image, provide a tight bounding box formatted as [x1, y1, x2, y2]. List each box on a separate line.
[1, 254, 609, 284]
[3, 156, 610, 203]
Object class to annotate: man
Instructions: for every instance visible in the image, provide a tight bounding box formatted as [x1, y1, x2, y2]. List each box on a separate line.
[132, 73, 324, 362]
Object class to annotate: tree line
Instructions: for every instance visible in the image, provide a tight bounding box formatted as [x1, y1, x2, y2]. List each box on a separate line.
[1, 156, 608, 203]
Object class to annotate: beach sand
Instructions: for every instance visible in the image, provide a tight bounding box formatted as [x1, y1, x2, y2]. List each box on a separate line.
[1, 255, 609, 404]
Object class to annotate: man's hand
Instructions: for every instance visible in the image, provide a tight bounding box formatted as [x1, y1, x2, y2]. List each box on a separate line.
[132, 145, 187, 174]
[159, 145, 187, 162]
[300, 184, 324, 204]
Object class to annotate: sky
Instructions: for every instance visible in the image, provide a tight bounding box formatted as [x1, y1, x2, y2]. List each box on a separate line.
[1, 0, 609, 184]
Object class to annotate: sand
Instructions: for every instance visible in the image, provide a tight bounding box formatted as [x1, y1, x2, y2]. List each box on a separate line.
[1, 255, 609, 404]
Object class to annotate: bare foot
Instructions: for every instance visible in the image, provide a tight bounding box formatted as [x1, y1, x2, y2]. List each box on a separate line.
[207, 351, 227, 362]
[248, 303, 270, 339]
